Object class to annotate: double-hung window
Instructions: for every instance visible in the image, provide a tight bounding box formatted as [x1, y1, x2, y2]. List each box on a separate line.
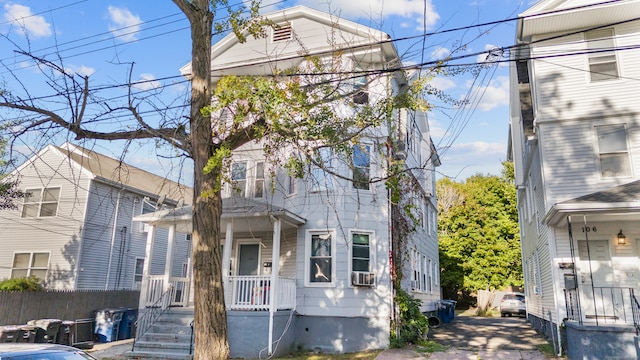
[231, 162, 247, 197]
[307, 232, 334, 286]
[351, 233, 371, 272]
[254, 162, 265, 198]
[22, 187, 60, 218]
[597, 124, 630, 178]
[311, 148, 333, 191]
[352, 144, 370, 190]
[586, 28, 619, 82]
[11, 252, 49, 280]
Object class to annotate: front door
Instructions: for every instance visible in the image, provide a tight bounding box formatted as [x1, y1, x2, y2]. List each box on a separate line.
[238, 244, 260, 275]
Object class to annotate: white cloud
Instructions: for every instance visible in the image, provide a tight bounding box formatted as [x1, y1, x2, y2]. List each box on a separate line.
[429, 76, 456, 91]
[3, 4, 52, 38]
[430, 46, 450, 60]
[66, 65, 95, 77]
[464, 75, 509, 112]
[107, 6, 141, 42]
[294, 0, 440, 29]
[133, 73, 161, 91]
[438, 141, 506, 179]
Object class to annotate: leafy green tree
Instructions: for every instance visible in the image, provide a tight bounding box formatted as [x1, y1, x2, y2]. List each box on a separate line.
[437, 161, 521, 300]
[0, 276, 44, 291]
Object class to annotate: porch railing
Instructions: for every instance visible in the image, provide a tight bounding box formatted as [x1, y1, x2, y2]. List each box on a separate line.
[133, 285, 174, 351]
[564, 287, 637, 326]
[142, 275, 190, 307]
[631, 289, 640, 335]
[225, 276, 296, 311]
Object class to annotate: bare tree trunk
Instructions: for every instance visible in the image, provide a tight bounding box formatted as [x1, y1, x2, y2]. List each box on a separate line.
[176, 0, 230, 358]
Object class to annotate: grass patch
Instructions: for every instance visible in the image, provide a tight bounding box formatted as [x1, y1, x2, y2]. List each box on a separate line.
[536, 342, 560, 358]
[416, 340, 448, 353]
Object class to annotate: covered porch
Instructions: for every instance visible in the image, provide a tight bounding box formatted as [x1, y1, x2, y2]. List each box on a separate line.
[133, 198, 305, 311]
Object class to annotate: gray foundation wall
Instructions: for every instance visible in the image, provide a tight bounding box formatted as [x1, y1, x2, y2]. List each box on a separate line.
[228, 310, 297, 359]
[564, 321, 638, 360]
[294, 315, 389, 354]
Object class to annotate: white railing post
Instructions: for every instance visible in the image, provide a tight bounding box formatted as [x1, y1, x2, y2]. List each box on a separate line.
[139, 225, 156, 310]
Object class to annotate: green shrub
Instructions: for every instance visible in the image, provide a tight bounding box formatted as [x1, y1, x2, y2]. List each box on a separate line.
[390, 288, 429, 347]
[0, 276, 44, 291]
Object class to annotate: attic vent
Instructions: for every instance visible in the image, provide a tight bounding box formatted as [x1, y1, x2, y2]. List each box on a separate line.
[273, 23, 292, 42]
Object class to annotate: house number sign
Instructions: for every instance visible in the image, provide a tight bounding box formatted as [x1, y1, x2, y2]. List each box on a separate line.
[582, 226, 596, 232]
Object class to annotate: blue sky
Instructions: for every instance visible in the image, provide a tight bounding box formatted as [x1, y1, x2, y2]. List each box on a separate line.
[0, 0, 534, 183]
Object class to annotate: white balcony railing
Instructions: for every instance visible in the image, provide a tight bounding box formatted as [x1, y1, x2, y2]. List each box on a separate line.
[142, 275, 190, 308]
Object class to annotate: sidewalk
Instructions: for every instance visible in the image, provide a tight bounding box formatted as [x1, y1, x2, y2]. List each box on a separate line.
[86, 339, 132, 359]
[375, 348, 549, 359]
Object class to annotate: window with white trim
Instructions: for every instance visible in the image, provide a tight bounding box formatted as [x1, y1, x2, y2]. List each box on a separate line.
[21, 187, 60, 218]
[287, 174, 296, 195]
[307, 232, 334, 285]
[427, 258, 433, 292]
[134, 258, 144, 284]
[586, 28, 619, 82]
[352, 144, 371, 190]
[11, 252, 49, 280]
[351, 232, 371, 273]
[311, 148, 333, 191]
[231, 161, 247, 197]
[254, 162, 265, 198]
[597, 124, 630, 178]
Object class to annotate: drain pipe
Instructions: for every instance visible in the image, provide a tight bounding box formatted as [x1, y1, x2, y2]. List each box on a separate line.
[105, 188, 124, 290]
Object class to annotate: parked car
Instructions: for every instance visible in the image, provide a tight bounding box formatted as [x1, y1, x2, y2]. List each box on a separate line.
[500, 292, 526, 317]
[0, 344, 97, 360]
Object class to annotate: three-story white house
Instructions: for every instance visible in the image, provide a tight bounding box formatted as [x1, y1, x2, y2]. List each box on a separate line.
[131, 6, 441, 359]
[509, 0, 640, 359]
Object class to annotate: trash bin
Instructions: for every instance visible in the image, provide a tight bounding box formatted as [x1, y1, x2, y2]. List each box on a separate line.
[94, 308, 125, 343]
[118, 308, 138, 340]
[444, 300, 457, 321]
[57, 320, 76, 346]
[437, 300, 453, 324]
[17, 325, 41, 343]
[26, 319, 62, 343]
[423, 310, 441, 329]
[0, 325, 21, 343]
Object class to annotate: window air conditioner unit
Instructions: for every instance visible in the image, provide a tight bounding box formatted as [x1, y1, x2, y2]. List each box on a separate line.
[410, 280, 418, 290]
[533, 286, 540, 295]
[352, 271, 375, 287]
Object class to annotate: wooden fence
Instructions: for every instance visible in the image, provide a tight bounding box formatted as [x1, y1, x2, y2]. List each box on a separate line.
[0, 290, 140, 325]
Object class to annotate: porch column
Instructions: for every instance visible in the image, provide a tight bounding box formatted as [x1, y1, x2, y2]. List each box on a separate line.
[222, 221, 233, 307]
[138, 224, 156, 310]
[268, 218, 282, 355]
[164, 224, 177, 303]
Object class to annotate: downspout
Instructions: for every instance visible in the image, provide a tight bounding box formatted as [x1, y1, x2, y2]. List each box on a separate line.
[105, 188, 124, 290]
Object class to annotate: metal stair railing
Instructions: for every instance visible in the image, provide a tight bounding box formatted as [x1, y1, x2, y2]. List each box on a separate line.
[132, 284, 174, 352]
[631, 289, 640, 336]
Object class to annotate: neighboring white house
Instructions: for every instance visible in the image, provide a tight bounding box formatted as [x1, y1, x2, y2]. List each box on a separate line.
[509, 0, 640, 358]
[0, 143, 192, 291]
[132, 6, 441, 359]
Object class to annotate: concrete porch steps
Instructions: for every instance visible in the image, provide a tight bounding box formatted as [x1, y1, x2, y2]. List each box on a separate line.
[125, 308, 194, 360]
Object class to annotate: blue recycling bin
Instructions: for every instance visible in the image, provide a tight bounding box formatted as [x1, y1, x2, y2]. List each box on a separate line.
[437, 300, 455, 324]
[118, 308, 138, 340]
[94, 308, 125, 343]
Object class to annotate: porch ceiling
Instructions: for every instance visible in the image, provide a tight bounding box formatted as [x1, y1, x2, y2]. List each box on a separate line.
[132, 197, 306, 234]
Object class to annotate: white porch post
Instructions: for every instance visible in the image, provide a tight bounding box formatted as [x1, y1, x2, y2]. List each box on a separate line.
[138, 224, 156, 310]
[163, 224, 177, 307]
[222, 221, 233, 307]
[268, 218, 281, 355]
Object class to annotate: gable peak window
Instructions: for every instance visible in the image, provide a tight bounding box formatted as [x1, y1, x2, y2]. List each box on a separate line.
[596, 124, 630, 178]
[586, 28, 619, 82]
[22, 187, 60, 218]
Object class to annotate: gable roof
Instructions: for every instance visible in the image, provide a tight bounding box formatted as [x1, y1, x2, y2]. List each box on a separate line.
[180, 5, 399, 77]
[54, 143, 192, 204]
